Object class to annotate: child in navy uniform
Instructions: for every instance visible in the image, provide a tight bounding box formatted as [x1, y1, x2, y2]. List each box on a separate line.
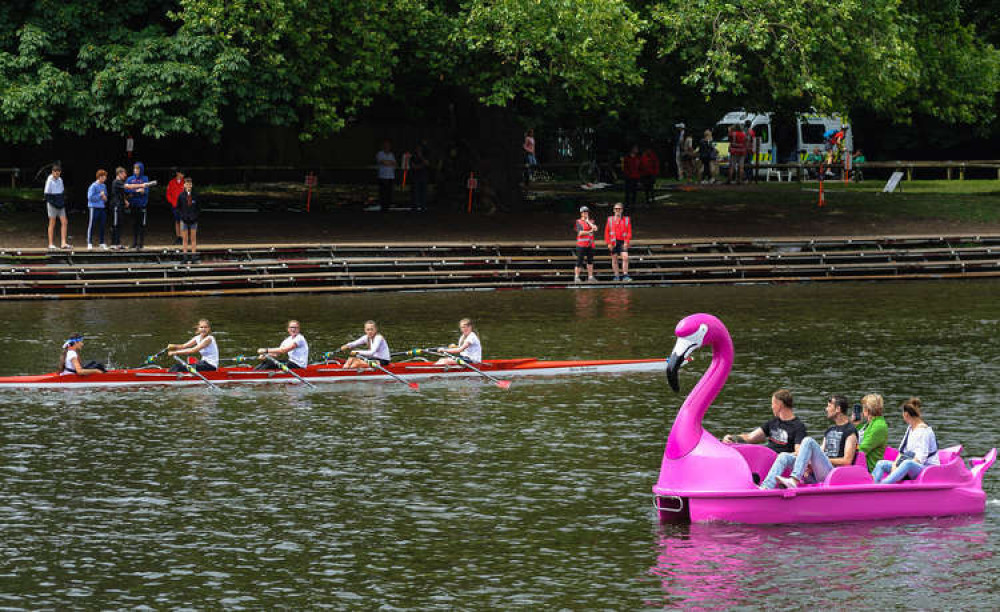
[176, 177, 199, 263]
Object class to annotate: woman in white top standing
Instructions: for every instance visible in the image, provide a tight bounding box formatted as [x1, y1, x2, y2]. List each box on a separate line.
[341, 320, 391, 368]
[872, 397, 940, 484]
[59, 333, 104, 376]
[167, 319, 220, 372]
[435, 318, 483, 364]
[257, 320, 309, 369]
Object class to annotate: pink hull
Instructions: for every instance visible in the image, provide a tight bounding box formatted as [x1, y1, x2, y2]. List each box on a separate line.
[657, 482, 989, 525]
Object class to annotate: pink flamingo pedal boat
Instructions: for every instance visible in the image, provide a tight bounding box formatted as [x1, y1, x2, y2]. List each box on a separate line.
[653, 313, 996, 524]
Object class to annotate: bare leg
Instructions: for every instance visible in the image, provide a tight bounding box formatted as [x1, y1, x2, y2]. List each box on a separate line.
[60, 217, 69, 247]
[610, 253, 620, 278]
[47, 217, 56, 246]
[621, 252, 629, 276]
[181, 228, 189, 254]
[190, 228, 197, 254]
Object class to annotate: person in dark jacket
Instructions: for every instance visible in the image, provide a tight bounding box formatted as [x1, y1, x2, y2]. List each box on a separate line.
[124, 161, 153, 249]
[176, 177, 199, 263]
[108, 167, 128, 249]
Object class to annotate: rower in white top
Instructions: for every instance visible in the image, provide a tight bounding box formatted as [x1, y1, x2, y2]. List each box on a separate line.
[435, 318, 483, 364]
[340, 320, 391, 369]
[167, 319, 219, 372]
[59, 333, 104, 376]
[257, 320, 309, 369]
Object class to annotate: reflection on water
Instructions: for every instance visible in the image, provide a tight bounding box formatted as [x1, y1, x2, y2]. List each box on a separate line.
[0, 283, 998, 607]
[648, 517, 994, 609]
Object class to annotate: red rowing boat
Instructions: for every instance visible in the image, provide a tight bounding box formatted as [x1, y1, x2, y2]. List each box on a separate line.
[0, 358, 664, 389]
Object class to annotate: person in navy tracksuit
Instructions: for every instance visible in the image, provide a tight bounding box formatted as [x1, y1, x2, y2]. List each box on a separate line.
[125, 161, 151, 249]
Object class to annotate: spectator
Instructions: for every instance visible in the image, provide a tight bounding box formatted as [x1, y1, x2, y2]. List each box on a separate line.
[523, 128, 538, 183]
[410, 143, 429, 213]
[681, 131, 697, 183]
[574, 205, 598, 283]
[622, 145, 641, 209]
[86, 169, 108, 250]
[697, 130, 718, 184]
[374, 140, 396, 212]
[124, 161, 151, 250]
[727, 124, 747, 185]
[805, 147, 824, 179]
[166, 168, 185, 245]
[639, 145, 660, 206]
[108, 167, 128, 250]
[44, 164, 70, 250]
[673, 123, 686, 181]
[176, 177, 199, 263]
[743, 120, 757, 183]
[604, 202, 632, 282]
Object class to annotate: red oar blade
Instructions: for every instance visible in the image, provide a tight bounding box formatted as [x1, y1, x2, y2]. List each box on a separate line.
[496, 380, 512, 390]
[408, 382, 420, 390]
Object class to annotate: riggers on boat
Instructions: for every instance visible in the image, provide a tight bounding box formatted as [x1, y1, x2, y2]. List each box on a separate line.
[653, 313, 996, 524]
[0, 358, 665, 389]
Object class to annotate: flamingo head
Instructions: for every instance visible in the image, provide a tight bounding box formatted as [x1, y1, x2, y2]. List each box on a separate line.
[665, 314, 724, 392]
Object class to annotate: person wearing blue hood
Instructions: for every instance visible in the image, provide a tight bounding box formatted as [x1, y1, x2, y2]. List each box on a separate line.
[125, 161, 155, 250]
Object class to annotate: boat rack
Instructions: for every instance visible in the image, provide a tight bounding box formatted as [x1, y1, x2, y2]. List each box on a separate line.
[1, 234, 998, 299]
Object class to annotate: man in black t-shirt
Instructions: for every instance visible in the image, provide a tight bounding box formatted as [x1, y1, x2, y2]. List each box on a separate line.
[723, 389, 807, 454]
[760, 394, 859, 489]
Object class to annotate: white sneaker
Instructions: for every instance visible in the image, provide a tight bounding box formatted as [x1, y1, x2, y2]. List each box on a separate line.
[87, 244, 93, 250]
[574, 276, 581, 283]
[99, 244, 108, 250]
[775, 475, 798, 489]
[48, 244, 57, 250]
[587, 276, 597, 283]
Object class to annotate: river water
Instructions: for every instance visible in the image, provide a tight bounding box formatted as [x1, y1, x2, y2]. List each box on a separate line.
[0, 283, 997, 608]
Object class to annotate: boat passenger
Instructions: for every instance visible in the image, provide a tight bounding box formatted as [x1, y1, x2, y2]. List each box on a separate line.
[761, 395, 858, 489]
[59, 334, 104, 376]
[256, 320, 309, 369]
[435, 318, 483, 365]
[872, 397, 939, 484]
[341, 320, 390, 369]
[856, 393, 888, 471]
[167, 319, 219, 372]
[721, 389, 807, 455]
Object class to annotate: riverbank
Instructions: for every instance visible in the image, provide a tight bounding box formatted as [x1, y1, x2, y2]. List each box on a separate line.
[1, 179, 999, 248]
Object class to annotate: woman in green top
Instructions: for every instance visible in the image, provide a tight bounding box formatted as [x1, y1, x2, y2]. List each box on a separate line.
[856, 393, 888, 471]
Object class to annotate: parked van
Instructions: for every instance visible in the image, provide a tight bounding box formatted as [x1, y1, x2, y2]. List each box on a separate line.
[713, 111, 854, 167]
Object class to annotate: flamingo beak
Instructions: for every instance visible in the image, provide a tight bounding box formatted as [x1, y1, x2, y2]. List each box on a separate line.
[665, 324, 707, 392]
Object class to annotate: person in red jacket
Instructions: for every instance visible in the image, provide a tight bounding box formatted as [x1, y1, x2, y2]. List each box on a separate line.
[165, 168, 185, 245]
[604, 203, 633, 281]
[573, 206, 598, 283]
[727, 125, 747, 185]
[622, 145, 641, 209]
[639, 146, 660, 206]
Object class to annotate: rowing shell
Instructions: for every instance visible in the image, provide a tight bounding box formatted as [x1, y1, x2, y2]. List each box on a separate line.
[0, 358, 665, 389]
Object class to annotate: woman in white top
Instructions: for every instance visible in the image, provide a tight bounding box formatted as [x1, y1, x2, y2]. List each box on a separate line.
[257, 320, 309, 369]
[59, 333, 103, 376]
[872, 397, 940, 484]
[435, 318, 483, 364]
[341, 320, 391, 368]
[167, 319, 219, 372]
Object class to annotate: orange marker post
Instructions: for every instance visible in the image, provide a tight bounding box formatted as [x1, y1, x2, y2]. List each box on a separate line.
[818, 162, 826, 208]
[401, 152, 411, 188]
[466, 172, 478, 214]
[305, 171, 318, 213]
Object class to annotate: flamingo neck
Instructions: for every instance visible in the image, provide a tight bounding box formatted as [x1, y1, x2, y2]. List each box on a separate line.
[665, 335, 734, 459]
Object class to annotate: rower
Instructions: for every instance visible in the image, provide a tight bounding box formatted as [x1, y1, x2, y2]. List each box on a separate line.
[435, 318, 482, 365]
[256, 319, 309, 369]
[59, 333, 104, 376]
[167, 319, 219, 372]
[340, 320, 391, 369]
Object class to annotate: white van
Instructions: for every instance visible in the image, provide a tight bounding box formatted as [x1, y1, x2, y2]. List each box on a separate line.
[712, 111, 854, 167]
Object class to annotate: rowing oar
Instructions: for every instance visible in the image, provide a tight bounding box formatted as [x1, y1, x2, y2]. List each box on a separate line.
[172, 355, 222, 392]
[363, 358, 419, 391]
[417, 348, 512, 390]
[136, 347, 168, 368]
[264, 354, 316, 388]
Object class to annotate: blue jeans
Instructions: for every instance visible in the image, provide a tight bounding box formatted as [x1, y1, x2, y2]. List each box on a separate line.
[760, 437, 834, 489]
[872, 459, 925, 484]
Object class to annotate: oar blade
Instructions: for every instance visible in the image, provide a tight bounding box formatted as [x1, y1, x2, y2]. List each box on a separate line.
[408, 382, 420, 390]
[496, 379, 512, 390]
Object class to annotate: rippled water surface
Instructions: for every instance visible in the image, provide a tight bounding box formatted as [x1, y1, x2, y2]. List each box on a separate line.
[0, 283, 998, 608]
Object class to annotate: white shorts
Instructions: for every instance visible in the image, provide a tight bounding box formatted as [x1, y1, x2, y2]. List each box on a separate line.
[47, 204, 67, 219]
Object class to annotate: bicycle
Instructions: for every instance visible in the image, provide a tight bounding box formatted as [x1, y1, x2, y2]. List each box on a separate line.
[578, 157, 620, 184]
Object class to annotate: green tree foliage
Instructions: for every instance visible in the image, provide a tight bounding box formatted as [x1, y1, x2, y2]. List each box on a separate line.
[650, 0, 999, 124]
